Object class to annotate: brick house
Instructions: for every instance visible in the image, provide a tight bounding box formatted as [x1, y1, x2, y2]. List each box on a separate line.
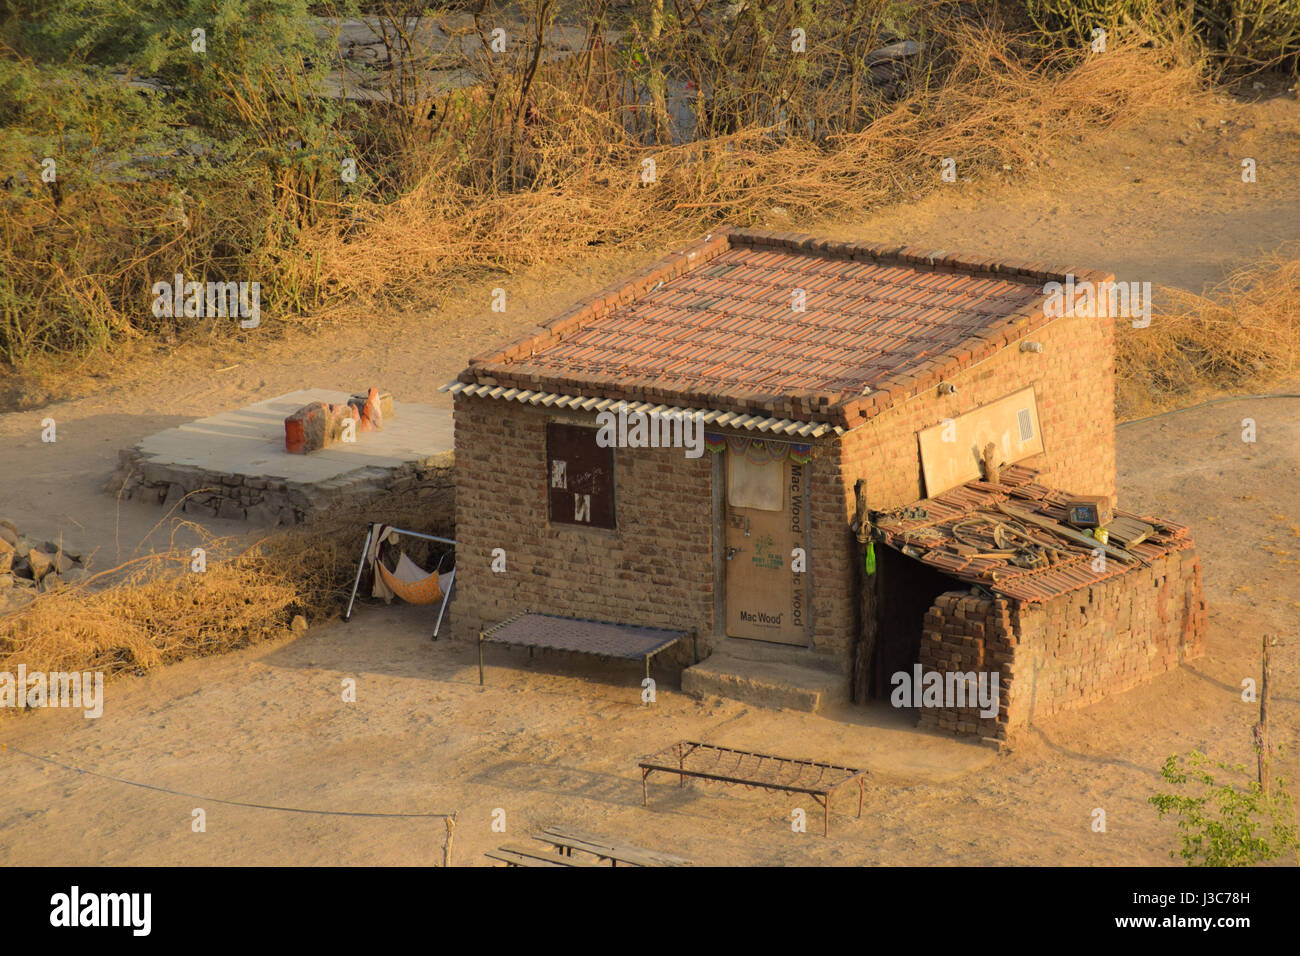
[445, 228, 1205, 738]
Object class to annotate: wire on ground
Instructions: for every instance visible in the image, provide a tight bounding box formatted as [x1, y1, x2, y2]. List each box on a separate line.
[1, 742, 454, 819]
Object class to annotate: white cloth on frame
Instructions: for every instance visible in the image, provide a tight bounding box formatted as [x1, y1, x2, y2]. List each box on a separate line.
[366, 524, 400, 602]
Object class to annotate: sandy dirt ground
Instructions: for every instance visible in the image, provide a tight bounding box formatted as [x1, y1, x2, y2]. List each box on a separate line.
[1, 92, 1297, 866]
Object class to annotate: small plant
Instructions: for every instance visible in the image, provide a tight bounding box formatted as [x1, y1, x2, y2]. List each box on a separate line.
[1150, 749, 1299, 866]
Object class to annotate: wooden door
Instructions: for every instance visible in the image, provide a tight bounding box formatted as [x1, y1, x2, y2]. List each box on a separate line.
[723, 449, 809, 645]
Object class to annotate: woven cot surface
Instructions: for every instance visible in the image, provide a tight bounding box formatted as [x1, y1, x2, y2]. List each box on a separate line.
[482, 612, 686, 660]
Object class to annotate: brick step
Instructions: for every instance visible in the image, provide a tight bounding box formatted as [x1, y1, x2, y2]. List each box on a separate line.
[682, 655, 850, 713]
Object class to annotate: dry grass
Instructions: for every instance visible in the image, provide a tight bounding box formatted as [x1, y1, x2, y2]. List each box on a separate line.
[315, 30, 1203, 303]
[0, 20, 1206, 370]
[0, 484, 450, 700]
[0, 541, 302, 683]
[1118, 248, 1300, 418]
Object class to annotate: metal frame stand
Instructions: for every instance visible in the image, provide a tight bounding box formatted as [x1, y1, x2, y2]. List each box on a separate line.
[343, 522, 458, 639]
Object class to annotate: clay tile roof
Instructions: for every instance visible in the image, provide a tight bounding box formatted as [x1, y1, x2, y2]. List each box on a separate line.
[457, 229, 1111, 428]
[873, 465, 1195, 603]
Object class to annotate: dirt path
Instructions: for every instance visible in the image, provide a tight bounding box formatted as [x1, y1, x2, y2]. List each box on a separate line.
[830, 92, 1300, 298]
[1, 93, 1297, 866]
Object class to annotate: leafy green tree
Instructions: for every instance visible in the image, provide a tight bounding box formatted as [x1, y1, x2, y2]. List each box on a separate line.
[1150, 750, 1299, 867]
[0, 1, 366, 361]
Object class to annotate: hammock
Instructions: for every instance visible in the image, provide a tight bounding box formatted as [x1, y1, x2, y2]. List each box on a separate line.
[377, 552, 447, 605]
[344, 524, 457, 639]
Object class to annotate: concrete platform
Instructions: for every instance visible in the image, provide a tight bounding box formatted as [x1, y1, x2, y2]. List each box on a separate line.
[112, 390, 454, 524]
[134, 390, 451, 481]
[682, 654, 851, 713]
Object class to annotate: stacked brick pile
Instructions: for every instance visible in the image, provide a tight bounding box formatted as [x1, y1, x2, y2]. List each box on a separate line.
[917, 547, 1206, 741]
[917, 593, 1014, 739]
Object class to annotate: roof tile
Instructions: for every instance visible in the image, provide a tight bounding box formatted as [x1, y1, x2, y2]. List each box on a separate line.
[459, 229, 1084, 424]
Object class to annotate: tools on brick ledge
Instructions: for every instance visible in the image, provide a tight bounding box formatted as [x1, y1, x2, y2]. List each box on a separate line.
[997, 502, 1134, 564]
[1059, 496, 1153, 549]
[284, 388, 394, 454]
[1063, 495, 1114, 529]
[866, 467, 1193, 603]
[873, 496, 1146, 572]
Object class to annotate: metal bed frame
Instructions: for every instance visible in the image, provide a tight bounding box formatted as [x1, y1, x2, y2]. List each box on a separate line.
[477, 611, 696, 687]
[638, 740, 867, 836]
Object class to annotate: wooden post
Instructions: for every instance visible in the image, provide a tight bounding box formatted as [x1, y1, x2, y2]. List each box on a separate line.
[442, 814, 456, 867]
[851, 479, 878, 704]
[1256, 634, 1274, 795]
[982, 442, 1001, 484]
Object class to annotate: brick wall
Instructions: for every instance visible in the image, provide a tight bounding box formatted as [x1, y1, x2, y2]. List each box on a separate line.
[451, 395, 715, 655]
[839, 307, 1116, 513]
[1004, 548, 1207, 730]
[915, 548, 1206, 739]
[806, 449, 858, 672]
[809, 309, 1116, 678]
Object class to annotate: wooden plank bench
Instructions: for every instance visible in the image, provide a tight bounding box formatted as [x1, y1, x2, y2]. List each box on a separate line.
[638, 740, 867, 836]
[534, 825, 692, 867]
[484, 843, 602, 868]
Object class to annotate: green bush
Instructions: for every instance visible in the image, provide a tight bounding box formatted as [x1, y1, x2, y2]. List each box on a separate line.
[0, 1, 361, 363]
[1150, 750, 1299, 866]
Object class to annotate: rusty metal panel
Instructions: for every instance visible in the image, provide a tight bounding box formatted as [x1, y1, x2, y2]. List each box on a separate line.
[546, 422, 616, 529]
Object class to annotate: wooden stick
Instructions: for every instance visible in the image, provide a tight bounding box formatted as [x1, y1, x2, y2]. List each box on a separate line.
[996, 503, 1136, 563]
[1256, 635, 1274, 795]
[443, 814, 456, 867]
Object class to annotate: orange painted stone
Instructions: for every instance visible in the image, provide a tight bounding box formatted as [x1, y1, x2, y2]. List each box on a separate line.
[285, 401, 353, 453]
[358, 387, 383, 432]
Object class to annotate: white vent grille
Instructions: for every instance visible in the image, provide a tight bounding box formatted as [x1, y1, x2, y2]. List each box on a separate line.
[1017, 408, 1034, 443]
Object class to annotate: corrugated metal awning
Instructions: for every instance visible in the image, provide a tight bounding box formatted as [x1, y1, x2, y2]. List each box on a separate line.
[440, 380, 846, 439]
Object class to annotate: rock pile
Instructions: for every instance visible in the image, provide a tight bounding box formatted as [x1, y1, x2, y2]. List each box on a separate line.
[0, 518, 89, 612]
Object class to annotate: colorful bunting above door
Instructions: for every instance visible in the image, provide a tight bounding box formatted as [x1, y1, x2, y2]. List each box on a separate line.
[704, 433, 813, 465]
